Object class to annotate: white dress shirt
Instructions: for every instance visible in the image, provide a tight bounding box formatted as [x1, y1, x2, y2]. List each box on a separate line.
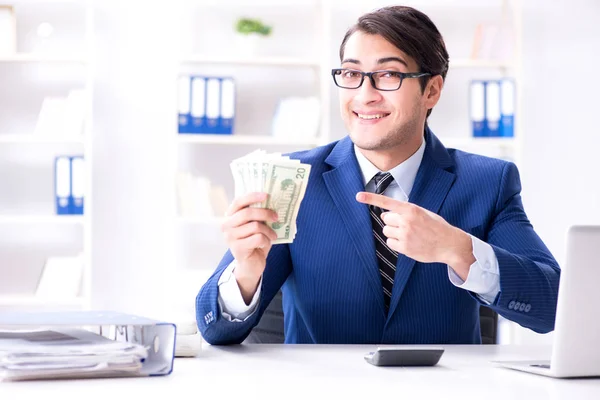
[217, 138, 501, 322]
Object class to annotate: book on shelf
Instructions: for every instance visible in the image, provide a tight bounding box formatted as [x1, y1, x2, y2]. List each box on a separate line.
[469, 79, 515, 138]
[34, 90, 86, 139]
[178, 75, 236, 135]
[176, 172, 229, 219]
[272, 96, 320, 141]
[470, 22, 514, 61]
[54, 155, 85, 215]
[35, 254, 84, 301]
[0, 5, 16, 55]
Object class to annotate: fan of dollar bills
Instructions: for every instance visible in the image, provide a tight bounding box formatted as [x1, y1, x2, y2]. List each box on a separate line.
[230, 150, 311, 244]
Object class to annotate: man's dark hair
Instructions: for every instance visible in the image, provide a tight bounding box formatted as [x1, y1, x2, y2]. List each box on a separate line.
[339, 6, 450, 117]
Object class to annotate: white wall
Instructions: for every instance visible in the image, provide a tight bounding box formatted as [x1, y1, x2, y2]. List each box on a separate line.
[85, 0, 600, 339]
[521, 0, 600, 261]
[509, 0, 600, 344]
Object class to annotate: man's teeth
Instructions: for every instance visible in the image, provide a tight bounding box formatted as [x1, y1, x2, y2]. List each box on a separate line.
[357, 113, 386, 120]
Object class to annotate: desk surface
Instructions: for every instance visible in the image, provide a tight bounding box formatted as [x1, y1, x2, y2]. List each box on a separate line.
[2, 344, 600, 399]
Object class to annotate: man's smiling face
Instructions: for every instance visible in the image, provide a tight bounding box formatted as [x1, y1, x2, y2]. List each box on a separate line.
[338, 31, 428, 153]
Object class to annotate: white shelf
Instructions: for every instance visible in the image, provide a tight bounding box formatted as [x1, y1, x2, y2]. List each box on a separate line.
[0, 295, 85, 308]
[178, 134, 321, 147]
[0, 53, 88, 64]
[177, 216, 225, 225]
[180, 57, 511, 70]
[0, 215, 85, 225]
[344, 0, 508, 10]
[3, 0, 85, 4]
[198, 0, 320, 6]
[0, 135, 85, 144]
[441, 137, 516, 148]
[450, 59, 513, 69]
[180, 55, 321, 69]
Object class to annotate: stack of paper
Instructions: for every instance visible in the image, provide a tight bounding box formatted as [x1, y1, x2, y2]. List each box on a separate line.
[175, 173, 230, 218]
[174, 321, 202, 357]
[0, 328, 148, 381]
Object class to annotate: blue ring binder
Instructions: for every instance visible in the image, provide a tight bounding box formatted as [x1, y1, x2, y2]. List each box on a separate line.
[0, 311, 176, 378]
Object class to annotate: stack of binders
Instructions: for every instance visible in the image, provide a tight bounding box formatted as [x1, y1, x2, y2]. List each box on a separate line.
[470, 79, 515, 137]
[54, 156, 85, 215]
[178, 75, 236, 135]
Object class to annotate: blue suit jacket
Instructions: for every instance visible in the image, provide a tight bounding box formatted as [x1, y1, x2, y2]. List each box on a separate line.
[196, 129, 560, 345]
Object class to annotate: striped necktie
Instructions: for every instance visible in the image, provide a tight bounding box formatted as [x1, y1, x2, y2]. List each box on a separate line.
[368, 172, 398, 311]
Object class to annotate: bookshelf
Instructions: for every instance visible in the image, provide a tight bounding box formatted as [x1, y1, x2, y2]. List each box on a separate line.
[449, 58, 513, 69]
[0, 1, 93, 311]
[0, 53, 87, 63]
[0, 134, 85, 144]
[177, 216, 226, 225]
[174, 0, 330, 275]
[180, 55, 321, 69]
[178, 134, 322, 147]
[0, 215, 85, 225]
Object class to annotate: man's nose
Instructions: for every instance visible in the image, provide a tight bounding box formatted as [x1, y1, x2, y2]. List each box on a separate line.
[354, 77, 383, 104]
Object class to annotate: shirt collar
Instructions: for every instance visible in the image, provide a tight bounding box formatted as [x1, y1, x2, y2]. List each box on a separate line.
[353, 137, 426, 198]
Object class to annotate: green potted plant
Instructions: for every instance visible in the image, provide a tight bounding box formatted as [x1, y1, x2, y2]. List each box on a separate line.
[236, 18, 272, 36]
[234, 17, 272, 56]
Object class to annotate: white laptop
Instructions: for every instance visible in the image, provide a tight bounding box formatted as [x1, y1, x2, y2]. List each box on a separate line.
[493, 225, 600, 378]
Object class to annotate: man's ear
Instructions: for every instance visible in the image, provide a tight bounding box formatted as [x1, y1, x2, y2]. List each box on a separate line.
[424, 75, 444, 109]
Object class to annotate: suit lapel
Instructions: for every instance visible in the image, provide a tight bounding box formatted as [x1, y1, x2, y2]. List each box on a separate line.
[386, 130, 457, 321]
[323, 138, 386, 317]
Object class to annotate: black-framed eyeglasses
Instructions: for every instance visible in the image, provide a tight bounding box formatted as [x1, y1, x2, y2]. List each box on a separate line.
[331, 68, 431, 91]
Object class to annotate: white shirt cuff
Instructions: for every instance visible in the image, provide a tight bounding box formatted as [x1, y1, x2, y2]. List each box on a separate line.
[217, 261, 262, 322]
[447, 235, 500, 305]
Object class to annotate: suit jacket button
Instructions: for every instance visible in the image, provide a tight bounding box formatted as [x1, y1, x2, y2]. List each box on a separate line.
[524, 304, 532, 313]
[508, 300, 516, 310]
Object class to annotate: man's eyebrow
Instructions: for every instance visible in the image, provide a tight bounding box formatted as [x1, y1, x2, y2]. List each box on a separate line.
[340, 57, 409, 67]
[377, 57, 408, 67]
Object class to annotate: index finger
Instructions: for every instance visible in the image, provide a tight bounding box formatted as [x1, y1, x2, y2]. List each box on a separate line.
[226, 192, 268, 216]
[355, 192, 411, 212]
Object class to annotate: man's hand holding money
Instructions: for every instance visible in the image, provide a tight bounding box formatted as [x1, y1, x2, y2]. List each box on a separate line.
[222, 150, 311, 302]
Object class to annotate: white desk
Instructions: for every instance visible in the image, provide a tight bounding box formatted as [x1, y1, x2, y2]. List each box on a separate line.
[1, 345, 599, 399]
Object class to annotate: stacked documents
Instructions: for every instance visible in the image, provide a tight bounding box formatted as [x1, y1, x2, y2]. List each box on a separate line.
[174, 320, 202, 357]
[0, 328, 148, 381]
[230, 150, 311, 244]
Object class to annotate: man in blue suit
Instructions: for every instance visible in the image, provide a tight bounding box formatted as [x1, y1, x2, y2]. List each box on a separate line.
[196, 6, 560, 345]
